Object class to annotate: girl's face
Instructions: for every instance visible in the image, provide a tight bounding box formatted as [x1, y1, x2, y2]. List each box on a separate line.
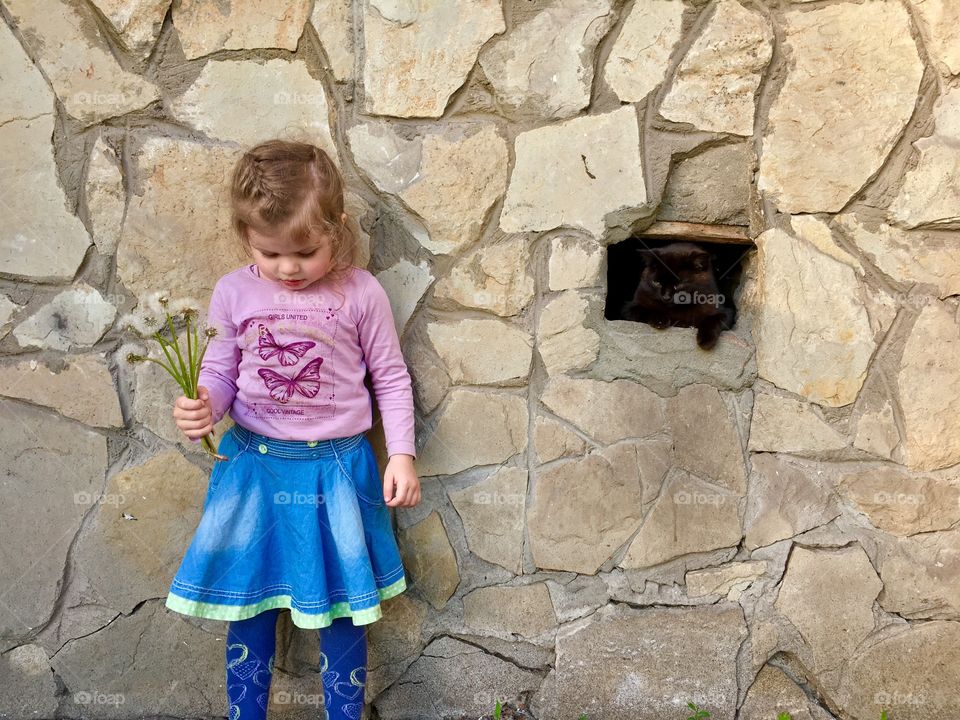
[247, 215, 345, 291]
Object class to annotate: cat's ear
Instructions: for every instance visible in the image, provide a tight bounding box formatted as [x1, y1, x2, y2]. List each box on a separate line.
[635, 248, 657, 267]
[691, 253, 710, 272]
[707, 250, 722, 270]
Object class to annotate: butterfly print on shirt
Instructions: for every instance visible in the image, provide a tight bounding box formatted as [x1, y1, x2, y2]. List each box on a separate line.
[258, 357, 324, 403]
[257, 323, 316, 366]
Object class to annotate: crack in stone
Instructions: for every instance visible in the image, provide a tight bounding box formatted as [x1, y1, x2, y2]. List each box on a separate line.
[580, 153, 596, 180]
[442, 634, 550, 675]
[48, 609, 122, 660]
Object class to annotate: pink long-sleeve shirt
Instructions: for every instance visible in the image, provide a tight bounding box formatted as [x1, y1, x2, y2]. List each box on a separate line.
[193, 263, 416, 458]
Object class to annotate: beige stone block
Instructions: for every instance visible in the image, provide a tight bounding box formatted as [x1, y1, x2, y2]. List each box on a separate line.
[173, 0, 312, 59]
[541, 375, 663, 445]
[758, 2, 922, 212]
[479, 0, 615, 119]
[501, 106, 647, 238]
[433, 237, 534, 316]
[427, 318, 532, 385]
[397, 511, 459, 610]
[660, 0, 772, 135]
[604, 0, 684, 103]
[0, 354, 122, 428]
[449, 467, 527, 574]
[463, 583, 556, 641]
[416, 389, 527, 477]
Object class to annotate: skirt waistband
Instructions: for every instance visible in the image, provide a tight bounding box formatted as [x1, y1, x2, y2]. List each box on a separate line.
[230, 423, 366, 460]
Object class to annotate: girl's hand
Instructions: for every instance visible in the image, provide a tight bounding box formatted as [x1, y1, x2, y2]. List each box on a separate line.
[383, 455, 420, 508]
[173, 385, 214, 440]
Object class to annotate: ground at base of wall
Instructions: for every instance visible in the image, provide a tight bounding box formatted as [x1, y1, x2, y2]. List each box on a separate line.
[454, 700, 536, 720]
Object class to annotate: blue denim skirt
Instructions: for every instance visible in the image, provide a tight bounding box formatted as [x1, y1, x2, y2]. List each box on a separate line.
[165, 423, 407, 628]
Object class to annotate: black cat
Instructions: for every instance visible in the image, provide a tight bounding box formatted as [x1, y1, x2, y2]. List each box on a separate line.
[620, 242, 736, 350]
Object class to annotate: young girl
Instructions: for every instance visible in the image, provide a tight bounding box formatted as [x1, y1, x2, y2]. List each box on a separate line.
[166, 139, 420, 720]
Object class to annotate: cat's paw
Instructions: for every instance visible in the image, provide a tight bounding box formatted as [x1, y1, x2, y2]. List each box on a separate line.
[696, 326, 720, 350]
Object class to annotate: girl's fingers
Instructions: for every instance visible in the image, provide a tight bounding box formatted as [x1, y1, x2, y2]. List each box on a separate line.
[177, 418, 212, 435]
[173, 406, 213, 421]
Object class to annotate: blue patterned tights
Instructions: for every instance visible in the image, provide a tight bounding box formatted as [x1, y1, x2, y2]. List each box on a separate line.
[225, 609, 368, 720]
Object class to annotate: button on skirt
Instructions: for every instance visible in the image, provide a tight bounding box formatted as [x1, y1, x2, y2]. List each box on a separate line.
[165, 423, 407, 628]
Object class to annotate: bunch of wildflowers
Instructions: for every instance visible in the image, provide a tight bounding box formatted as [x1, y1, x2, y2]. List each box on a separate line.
[118, 291, 227, 460]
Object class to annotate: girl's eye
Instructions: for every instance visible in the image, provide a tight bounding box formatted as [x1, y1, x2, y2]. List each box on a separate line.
[298, 250, 317, 257]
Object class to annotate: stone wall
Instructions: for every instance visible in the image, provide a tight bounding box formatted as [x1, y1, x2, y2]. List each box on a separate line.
[1, 0, 959, 719]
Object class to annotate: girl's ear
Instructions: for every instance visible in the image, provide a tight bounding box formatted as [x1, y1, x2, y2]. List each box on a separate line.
[340, 212, 348, 224]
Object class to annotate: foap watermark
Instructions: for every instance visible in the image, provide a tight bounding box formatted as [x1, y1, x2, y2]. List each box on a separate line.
[99, 292, 128, 307]
[472, 290, 511, 308]
[890, 294, 934, 311]
[674, 490, 725, 507]
[473, 490, 524, 506]
[271, 291, 319, 306]
[873, 491, 923, 506]
[471, 690, 504, 709]
[273, 91, 326, 106]
[274, 491, 325, 506]
[74, 490, 126, 507]
[72, 91, 129, 107]
[273, 690, 324, 707]
[873, 690, 925, 707]
[672, 290, 725, 306]
[73, 691, 125, 706]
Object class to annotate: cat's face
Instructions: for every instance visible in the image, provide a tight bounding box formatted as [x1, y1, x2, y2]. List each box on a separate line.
[636, 243, 714, 303]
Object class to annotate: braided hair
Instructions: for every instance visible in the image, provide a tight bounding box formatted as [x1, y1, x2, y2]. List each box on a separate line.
[230, 140, 357, 288]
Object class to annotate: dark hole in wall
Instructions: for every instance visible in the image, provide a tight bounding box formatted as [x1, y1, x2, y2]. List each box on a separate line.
[604, 235, 752, 350]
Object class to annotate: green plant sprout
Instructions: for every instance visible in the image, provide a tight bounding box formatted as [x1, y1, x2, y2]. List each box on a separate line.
[119, 291, 227, 461]
[687, 701, 710, 720]
[493, 700, 501, 720]
[778, 714, 792, 720]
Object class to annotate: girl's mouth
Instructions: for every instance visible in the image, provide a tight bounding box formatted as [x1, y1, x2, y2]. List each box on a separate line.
[282, 279, 304, 287]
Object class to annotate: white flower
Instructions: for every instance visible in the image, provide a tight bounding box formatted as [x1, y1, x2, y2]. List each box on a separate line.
[117, 310, 165, 336]
[168, 296, 203, 317]
[116, 341, 148, 363]
[142, 290, 172, 318]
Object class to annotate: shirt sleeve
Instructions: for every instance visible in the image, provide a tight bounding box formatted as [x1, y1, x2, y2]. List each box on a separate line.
[356, 274, 417, 459]
[191, 278, 240, 442]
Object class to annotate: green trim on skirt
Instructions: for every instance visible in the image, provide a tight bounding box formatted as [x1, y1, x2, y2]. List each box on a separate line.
[165, 575, 407, 628]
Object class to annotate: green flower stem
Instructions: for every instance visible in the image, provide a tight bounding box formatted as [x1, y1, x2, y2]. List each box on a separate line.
[191, 316, 200, 388]
[137, 355, 178, 377]
[185, 312, 195, 390]
[197, 337, 211, 369]
[202, 434, 225, 460]
[153, 332, 186, 389]
[194, 335, 216, 438]
[164, 312, 189, 391]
